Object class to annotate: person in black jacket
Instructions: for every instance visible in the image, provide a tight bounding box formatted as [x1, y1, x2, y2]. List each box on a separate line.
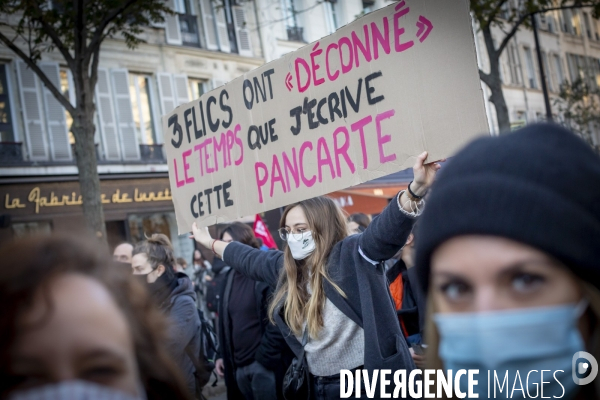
[132, 234, 202, 397]
[214, 222, 293, 400]
[193, 152, 441, 400]
[386, 225, 426, 368]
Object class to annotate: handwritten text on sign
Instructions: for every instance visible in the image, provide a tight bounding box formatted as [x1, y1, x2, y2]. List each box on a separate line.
[163, 0, 488, 233]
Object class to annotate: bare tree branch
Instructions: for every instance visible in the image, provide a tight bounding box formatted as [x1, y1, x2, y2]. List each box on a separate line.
[86, 0, 139, 58]
[0, 30, 75, 115]
[29, 1, 75, 69]
[484, 0, 511, 29]
[497, 4, 597, 56]
[479, 68, 493, 88]
[89, 45, 100, 94]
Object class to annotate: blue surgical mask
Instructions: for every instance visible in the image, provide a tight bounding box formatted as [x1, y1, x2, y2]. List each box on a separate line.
[8, 380, 146, 400]
[434, 302, 587, 399]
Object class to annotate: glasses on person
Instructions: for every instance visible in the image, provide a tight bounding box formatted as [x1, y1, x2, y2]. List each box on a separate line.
[278, 227, 306, 241]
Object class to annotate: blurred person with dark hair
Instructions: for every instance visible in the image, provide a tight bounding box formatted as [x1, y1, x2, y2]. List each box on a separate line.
[416, 124, 600, 398]
[386, 224, 426, 368]
[113, 242, 133, 265]
[214, 222, 293, 400]
[132, 234, 201, 397]
[191, 249, 213, 315]
[175, 257, 187, 274]
[0, 234, 190, 400]
[347, 212, 371, 235]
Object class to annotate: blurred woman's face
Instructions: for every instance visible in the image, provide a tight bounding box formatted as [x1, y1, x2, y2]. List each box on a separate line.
[194, 250, 201, 262]
[347, 221, 360, 235]
[221, 232, 234, 243]
[430, 236, 581, 313]
[9, 274, 140, 395]
[131, 253, 163, 284]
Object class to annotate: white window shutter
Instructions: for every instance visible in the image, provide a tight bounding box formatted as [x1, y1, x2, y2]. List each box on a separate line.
[39, 62, 72, 161]
[15, 60, 49, 161]
[165, 0, 183, 45]
[110, 69, 140, 160]
[233, 6, 253, 57]
[214, 1, 231, 53]
[95, 68, 121, 161]
[157, 72, 176, 116]
[173, 74, 190, 106]
[199, 0, 219, 50]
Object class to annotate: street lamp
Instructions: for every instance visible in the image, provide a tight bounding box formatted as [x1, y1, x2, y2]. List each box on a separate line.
[530, 13, 553, 122]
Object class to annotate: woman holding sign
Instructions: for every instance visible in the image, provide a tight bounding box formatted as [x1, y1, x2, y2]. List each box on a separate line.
[192, 151, 441, 399]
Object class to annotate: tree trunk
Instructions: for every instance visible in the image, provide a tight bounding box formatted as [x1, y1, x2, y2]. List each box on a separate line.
[481, 25, 511, 134]
[72, 110, 107, 244]
[488, 75, 511, 134]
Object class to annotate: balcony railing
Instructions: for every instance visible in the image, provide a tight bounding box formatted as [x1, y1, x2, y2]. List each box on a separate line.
[287, 26, 305, 43]
[179, 14, 200, 47]
[0, 143, 166, 165]
[140, 144, 165, 163]
[0, 142, 23, 165]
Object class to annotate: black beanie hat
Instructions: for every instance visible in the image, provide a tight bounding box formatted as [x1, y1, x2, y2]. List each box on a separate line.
[414, 123, 600, 294]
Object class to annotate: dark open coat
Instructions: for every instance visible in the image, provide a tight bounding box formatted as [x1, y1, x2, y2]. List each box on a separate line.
[216, 260, 294, 400]
[163, 274, 202, 396]
[221, 196, 416, 398]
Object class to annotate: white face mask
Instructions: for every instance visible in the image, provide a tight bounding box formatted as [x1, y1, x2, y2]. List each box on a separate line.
[287, 231, 316, 260]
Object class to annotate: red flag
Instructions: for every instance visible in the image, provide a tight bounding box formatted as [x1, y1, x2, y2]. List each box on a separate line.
[253, 214, 277, 249]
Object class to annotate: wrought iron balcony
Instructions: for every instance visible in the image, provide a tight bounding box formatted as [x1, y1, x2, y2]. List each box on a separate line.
[286, 26, 305, 43]
[139, 144, 165, 163]
[0, 142, 24, 165]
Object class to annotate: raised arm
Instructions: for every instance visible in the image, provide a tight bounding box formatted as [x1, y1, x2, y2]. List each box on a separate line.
[359, 152, 442, 261]
[191, 224, 283, 287]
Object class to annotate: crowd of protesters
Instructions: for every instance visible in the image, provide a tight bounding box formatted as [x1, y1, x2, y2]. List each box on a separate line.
[1, 123, 599, 400]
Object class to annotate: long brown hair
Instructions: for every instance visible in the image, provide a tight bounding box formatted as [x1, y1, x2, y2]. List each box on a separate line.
[0, 234, 191, 400]
[268, 196, 348, 338]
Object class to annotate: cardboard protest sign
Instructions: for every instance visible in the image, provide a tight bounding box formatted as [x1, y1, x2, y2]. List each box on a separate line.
[163, 0, 489, 233]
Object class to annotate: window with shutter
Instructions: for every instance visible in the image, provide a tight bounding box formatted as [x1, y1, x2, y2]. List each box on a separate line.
[165, 0, 183, 45]
[0, 64, 17, 143]
[172, 74, 190, 106]
[199, 0, 219, 50]
[214, 1, 231, 53]
[59, 68, 76, 145]
[15, 60, 49, 161]
[39, 62, 72, 161]
[157, 72, 176, 116]
[129, 73, 158, 146]
[188, 78, 208, 100]
[110, 69, 140, 160]
[233, 6, 252, 57]
[95, 68, 121, 161]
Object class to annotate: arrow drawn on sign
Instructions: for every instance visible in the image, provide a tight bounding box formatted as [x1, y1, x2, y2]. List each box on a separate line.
[416, 16, 433, 43]
[285, 73, 293, 91]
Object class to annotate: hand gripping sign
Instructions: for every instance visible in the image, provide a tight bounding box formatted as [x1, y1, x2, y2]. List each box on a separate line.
[163, 0, 489, 233]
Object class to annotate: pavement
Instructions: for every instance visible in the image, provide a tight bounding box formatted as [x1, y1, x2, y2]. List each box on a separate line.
[203, 376, 227, 400]
[206, 392, 227, 400]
